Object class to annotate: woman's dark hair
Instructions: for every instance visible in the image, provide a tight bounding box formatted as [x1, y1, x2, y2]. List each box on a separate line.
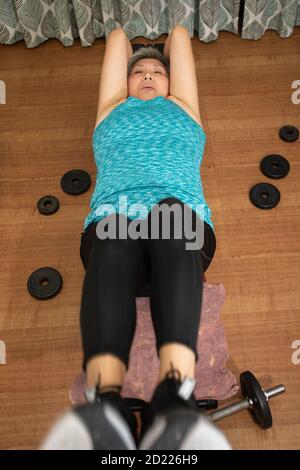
[127, 46, 170, 78]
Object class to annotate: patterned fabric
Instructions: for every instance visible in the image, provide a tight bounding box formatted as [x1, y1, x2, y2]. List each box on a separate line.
[83, 95, 214, 233]
[1, 0, 299, 48]
[242, 0, 300, 39]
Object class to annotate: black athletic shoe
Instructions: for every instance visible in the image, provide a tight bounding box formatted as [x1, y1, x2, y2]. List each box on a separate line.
[40, 387, 138, 450]
[139, 364, 231, 450]
[92, 389, 139, 447]
[139, 365, 199, 440]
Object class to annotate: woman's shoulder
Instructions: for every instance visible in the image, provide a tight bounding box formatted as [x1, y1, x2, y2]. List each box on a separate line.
[166, 95, 203, 128]
[94, 97, 128, 130]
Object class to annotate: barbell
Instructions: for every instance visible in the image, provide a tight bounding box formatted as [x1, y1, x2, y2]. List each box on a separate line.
[207, 370, 285, 429]
[124, 370, 285, 430]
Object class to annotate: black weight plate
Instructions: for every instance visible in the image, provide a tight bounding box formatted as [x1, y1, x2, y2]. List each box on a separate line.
[37, 195, 59, 215]
[240, 371, 272, 429]
[132, 43, 165, 54]
[260, 154, 290, 179]
[27, 267, 63, 300]
[60, 169, 91, 195]
[249, 183, 280, 209]
[132, 43, 147, 53]
[152, 43, 165, 54]
[279, 125, 299, 142]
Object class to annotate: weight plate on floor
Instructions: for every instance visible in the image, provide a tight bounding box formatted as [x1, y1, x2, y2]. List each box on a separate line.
[152, 43, 165, 54]
[60, 169, 91, 195]
[132, 43, 165, 54]
[27, 267, 63, 300]
[279, 125, 299, 142]
[37, 195, 60, 215]
[132, 43, 147, 53]
[240, 371, 273, 429]
[260, 154, 290, 179]
[249, 183, 280, 209]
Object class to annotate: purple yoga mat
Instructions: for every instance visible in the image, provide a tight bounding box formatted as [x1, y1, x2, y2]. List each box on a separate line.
[70, 282, 239, 405]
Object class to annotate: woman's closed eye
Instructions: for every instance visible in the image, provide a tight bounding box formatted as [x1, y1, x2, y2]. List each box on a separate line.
[134, 70, 162, 74]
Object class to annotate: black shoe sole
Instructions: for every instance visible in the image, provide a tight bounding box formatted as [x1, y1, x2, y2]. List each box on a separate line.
[139, 408, 231, 450]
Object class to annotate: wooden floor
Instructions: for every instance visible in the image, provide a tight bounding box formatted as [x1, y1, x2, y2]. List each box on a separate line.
[0, 28, 300, 450]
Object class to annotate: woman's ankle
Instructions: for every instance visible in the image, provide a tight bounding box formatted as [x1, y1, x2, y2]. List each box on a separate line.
[86, 354, 126, 389]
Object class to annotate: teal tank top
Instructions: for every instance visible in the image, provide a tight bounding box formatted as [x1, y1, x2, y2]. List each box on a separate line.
[83, 95, 214, 233]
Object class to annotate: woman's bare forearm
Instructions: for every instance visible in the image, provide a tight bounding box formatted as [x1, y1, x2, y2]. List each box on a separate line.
[127, 37, 133, 59]
[111, 27, 133, 59]
[123, 29, 133, 60]
[163, 25, 189, 58]
[163, 32, 171, 58]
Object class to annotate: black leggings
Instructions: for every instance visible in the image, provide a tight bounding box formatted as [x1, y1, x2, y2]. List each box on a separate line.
[79, 197, 216, 372]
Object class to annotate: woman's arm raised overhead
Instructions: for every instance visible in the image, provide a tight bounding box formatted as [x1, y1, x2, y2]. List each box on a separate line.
[95, 28, 133, 125]
[167, 25, 202, 124]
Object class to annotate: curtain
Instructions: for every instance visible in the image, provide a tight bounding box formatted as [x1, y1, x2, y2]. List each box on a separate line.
[0, 0, 299, 48]
[242, 0, 300, 39]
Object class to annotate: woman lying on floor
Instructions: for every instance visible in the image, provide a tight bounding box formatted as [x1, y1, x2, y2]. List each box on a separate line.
[41, 25, 231, 451]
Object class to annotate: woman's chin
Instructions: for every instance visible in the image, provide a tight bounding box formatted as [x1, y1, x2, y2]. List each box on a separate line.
[139, 89, 157, 99]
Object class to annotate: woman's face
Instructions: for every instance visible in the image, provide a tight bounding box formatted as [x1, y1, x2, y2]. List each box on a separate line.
[127, 58, 169, 100]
